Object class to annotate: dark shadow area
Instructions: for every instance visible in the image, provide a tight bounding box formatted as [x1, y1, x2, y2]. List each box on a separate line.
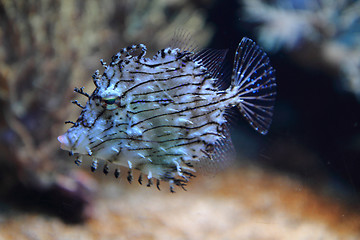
[206, 0, 360, 197]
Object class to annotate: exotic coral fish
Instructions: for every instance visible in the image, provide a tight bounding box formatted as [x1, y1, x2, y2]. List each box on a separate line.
[58, 36, 276, 192]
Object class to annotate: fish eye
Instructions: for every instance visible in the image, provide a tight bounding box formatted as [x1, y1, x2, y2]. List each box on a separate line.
[102, 96, 119, 110]
[104, 98, 116, 105]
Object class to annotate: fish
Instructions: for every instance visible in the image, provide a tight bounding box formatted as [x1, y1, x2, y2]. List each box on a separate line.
[57, 35, 276, 192]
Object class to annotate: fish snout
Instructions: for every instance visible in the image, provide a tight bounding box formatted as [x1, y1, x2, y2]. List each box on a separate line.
[58, 134, 71, 151]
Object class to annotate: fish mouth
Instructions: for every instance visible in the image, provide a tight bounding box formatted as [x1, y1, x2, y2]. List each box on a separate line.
[58, 134, 71, 151]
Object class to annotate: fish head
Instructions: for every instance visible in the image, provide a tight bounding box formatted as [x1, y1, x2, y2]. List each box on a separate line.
[58, 76, 128, 161]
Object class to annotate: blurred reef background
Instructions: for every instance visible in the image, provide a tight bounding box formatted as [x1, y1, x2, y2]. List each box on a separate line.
[0, 0, 359, 239]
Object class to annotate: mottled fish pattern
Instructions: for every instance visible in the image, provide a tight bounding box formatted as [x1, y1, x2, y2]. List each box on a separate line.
[58, 36, 276, 192]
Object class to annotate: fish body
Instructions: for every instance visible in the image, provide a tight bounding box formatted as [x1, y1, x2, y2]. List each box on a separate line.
[58, 38, 276, 192]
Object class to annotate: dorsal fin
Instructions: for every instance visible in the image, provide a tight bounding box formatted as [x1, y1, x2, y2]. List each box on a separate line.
[169, 28, 228, 83]
[169, 28, 198, 52]
[193, 48, 228, 79]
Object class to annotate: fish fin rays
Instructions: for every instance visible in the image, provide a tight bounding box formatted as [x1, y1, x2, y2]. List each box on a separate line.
[193, 123, 235, 175]
[169, 28, 198, 53]
[193, 48, 228, 84]
[169, 29, 230, 89]
[232, 37, 276, 135]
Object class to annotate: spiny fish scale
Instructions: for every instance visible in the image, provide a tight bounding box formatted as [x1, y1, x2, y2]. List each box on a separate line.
[58, 37, 276, 192]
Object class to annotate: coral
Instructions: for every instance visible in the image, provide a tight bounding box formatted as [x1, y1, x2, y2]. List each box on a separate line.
[0, 0, 213, 221]
[241, 0, 360, 99]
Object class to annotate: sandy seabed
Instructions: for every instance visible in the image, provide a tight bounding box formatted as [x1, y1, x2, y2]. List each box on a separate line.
[0, 164, 359, 240]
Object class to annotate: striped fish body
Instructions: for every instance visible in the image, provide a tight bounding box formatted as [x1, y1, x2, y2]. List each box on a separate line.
[58, 38, 276, 192]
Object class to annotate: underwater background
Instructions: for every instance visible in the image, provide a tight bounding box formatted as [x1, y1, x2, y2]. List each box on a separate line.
[0, 0, 359, 239]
